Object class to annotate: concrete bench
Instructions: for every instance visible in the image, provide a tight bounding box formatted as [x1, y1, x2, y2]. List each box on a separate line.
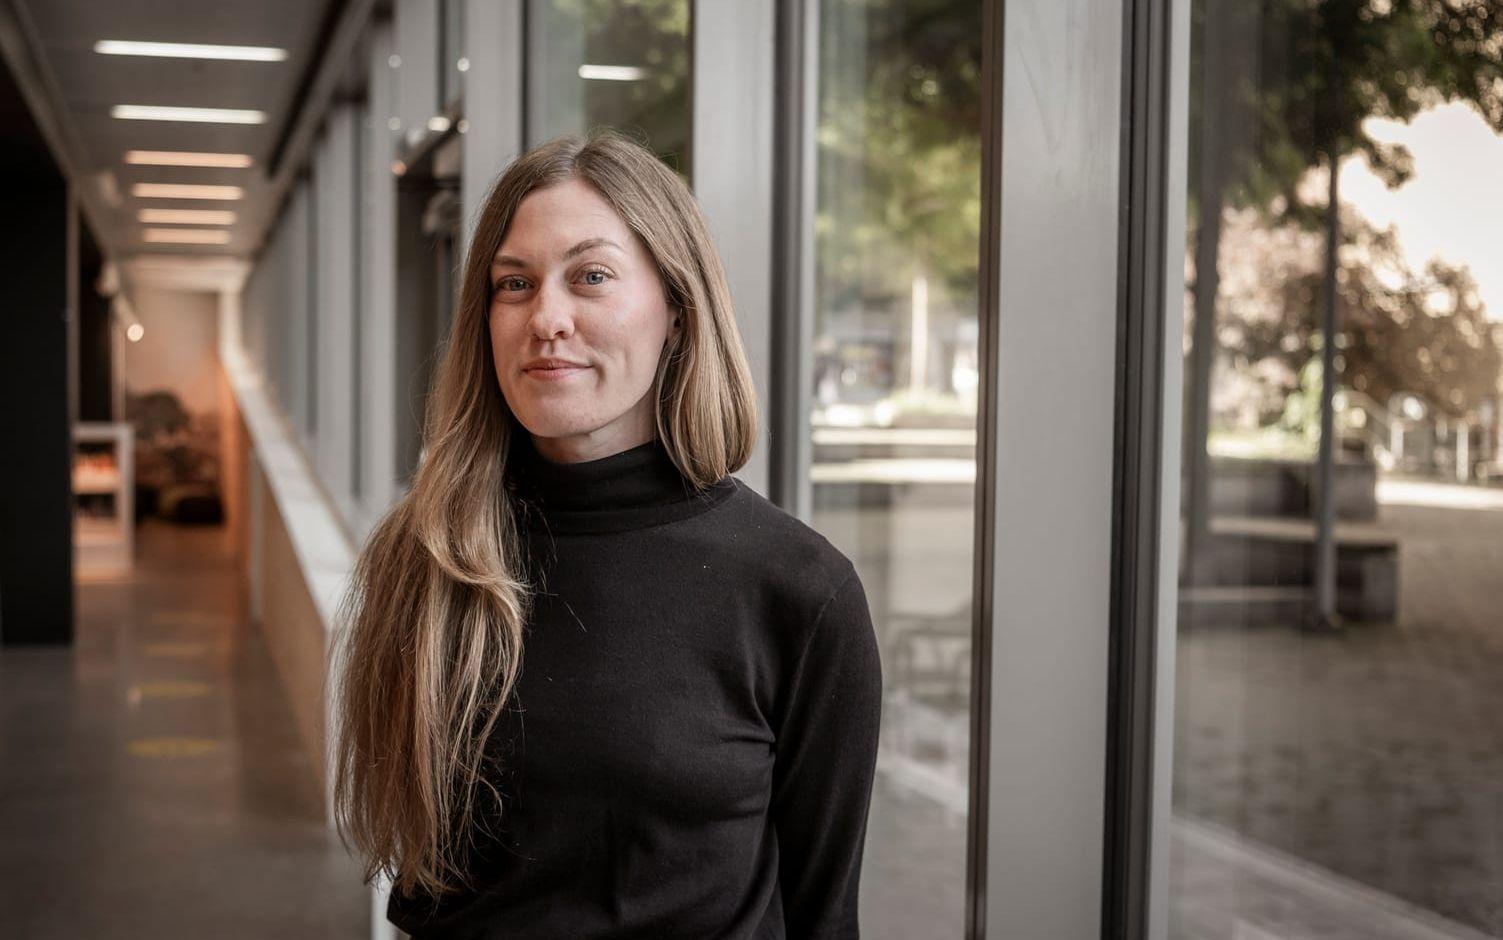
[1191, 515, 1399, 623]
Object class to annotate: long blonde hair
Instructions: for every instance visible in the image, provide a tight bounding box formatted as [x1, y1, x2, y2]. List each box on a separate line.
[333, 131, 758, 897]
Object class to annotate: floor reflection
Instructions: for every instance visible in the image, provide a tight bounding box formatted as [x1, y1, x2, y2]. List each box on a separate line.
[0, 520, 367, 939]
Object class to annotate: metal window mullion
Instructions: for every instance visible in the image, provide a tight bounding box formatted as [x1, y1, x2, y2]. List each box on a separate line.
[1146, 0, 1192, 935]
[1102, 0, 1176, 934]
[769, 0, 816, 520]
[352, 97, 364, 501]
[969, 0, 1004, 934]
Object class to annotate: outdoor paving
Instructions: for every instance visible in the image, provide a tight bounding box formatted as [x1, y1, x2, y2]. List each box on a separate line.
[1172, 482, 1503, 937]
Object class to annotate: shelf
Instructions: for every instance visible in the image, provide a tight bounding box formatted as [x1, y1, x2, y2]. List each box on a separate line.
[72, 421, 135, 577]
[74, 471, 122, 494]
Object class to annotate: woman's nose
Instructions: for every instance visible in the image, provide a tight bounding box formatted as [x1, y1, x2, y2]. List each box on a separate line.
[526, 283, 574, 341]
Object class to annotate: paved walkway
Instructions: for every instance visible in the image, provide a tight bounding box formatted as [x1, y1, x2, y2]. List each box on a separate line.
[0, 521, 367, 939]
[1173, 481, 1503, 937]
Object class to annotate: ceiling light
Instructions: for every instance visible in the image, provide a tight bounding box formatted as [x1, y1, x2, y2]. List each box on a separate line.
[126, 323, 145, 342]
[94, 40, 287, 62]
[111, 105, 265, 124]
[578, 64, 645, 82]
[456, 57, 470, 72]
[144, 228, 231, 245]
[125, 150, 253, 168]
[132, 183, 244, 200]
[427, 116, 451, 133]
[138, 208, 236, 225]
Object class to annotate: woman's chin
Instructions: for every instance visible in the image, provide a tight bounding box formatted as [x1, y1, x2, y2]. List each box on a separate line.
[513, 413, 605, 442]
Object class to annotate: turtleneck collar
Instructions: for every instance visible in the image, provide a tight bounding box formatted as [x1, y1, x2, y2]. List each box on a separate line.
[507, 432, 738, 534]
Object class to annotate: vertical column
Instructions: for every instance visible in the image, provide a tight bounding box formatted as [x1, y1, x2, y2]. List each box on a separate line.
[284, 183, 312, 441]
[359, 22, 403, 531]
[974, 0, 1124, 933]
[395, 0, 441, 150]
[0, 168, 72, 645]
[691, 0, 775, 495]
[459, 0, 524, 254]
[317, 107, 359, 520]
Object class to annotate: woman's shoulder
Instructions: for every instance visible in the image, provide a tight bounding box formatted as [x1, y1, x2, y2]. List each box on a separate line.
[706, 477, 860, 602]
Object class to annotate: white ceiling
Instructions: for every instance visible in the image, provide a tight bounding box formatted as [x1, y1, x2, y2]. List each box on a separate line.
[18, 0, 336, 259]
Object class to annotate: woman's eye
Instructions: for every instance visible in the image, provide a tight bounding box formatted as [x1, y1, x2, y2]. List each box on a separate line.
[495, 276, 528, 292]
[580, 269, 610, 286]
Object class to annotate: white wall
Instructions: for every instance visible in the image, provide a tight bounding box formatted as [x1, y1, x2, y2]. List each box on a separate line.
[124, 287, 221, 415]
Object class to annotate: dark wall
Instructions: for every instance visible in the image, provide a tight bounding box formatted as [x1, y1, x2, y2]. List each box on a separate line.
[78, 220, 112, 422]
[0, 55, 72, 645]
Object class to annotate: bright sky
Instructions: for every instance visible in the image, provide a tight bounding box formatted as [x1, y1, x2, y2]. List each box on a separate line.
[1340, 101, 1503, 321]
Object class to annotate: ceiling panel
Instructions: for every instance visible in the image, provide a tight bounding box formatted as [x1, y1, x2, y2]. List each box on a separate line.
[19, 0, 337, 258]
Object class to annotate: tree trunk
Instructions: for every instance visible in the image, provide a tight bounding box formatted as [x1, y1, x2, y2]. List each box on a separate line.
[1314, 153, 1341, 627]
[1182, 0, 1230, 586]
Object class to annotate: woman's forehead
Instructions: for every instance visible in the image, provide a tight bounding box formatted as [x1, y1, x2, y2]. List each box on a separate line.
[497, 181, 629, 255]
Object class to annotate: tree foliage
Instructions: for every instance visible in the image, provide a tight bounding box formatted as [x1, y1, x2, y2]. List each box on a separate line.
[1192, 0, 1503, 431]
[815, 0, 982, 312]
[1193, 0, 1503, 228]
[1211, 208, 1501, 433]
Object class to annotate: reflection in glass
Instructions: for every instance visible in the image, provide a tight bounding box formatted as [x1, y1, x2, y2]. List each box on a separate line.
[807, 1, 981, 936]
[1172, 2, 1503, 936]
[526, 0, 689, 171]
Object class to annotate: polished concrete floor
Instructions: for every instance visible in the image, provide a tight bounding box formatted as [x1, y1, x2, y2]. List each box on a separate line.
[0, 520, 367, 939]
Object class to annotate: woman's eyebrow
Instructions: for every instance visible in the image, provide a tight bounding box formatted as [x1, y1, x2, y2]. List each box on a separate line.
[562, 237, 624, 259]
[492, 237, 624, 269]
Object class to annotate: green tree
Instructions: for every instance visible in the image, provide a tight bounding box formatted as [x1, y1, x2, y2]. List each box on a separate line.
[1184, 0, 1503, 585]
[814, 0, 983, 405]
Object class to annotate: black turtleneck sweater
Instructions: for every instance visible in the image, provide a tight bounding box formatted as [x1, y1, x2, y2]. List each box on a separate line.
[387, 436, 883, 939]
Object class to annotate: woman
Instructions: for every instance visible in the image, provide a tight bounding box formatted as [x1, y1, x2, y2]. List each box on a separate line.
[334, 131, 882, 939]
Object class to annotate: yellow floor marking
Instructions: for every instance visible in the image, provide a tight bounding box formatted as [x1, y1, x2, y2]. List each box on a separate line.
[127, 737, 221, 758]
[142, 642, 210, 658]
[149, 612, 230, 627]
[131, 680, 212, 701]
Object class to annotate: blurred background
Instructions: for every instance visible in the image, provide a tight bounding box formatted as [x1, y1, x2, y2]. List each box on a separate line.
[0, 0, 1499, 938]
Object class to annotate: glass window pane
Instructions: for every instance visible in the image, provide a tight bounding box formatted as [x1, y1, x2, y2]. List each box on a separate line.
[808, 1, 982, 936]
[1171, 3, 1503, 937]
[440, 0, 465, 106]
[525, 0, 690, 171]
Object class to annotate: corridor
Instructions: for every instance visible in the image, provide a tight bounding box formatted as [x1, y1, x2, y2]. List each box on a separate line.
[0, 521, 367, 938]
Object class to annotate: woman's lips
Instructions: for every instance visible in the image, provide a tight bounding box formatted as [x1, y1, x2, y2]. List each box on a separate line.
[524, 364, 588, 381]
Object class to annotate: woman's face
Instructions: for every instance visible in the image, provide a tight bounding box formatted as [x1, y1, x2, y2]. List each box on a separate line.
[488, 177, 677, 464]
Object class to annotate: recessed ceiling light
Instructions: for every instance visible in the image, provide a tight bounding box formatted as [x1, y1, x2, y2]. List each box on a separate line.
[578, 64, 645, 82]
[125, 150, 253, 168]
[132, 183, 244, 200]
[111, 105, 265, 124]
[138, 208, 236, 225]
[95, 40, 287, 62]
[144, 228, 232, 245]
